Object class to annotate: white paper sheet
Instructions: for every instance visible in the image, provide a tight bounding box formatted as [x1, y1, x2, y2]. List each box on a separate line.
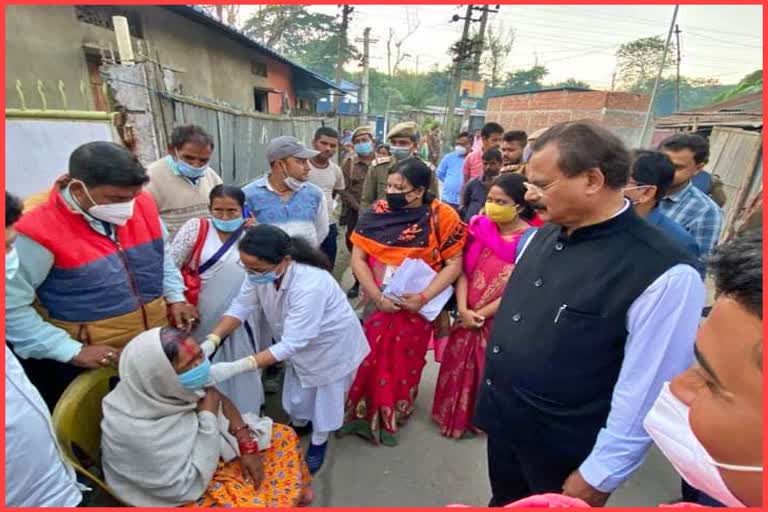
[382, 258, 453, 321]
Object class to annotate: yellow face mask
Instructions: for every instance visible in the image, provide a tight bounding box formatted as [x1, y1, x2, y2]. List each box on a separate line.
[485, 202, 519, 224]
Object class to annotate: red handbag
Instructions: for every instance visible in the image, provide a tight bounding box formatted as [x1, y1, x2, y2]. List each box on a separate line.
[180, 219, 209, 306]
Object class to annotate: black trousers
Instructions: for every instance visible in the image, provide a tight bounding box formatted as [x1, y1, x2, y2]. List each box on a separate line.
[487, 435, 584, 507]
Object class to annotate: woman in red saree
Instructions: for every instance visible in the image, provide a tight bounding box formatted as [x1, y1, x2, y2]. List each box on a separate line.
[432, 173, 538, 439]
[338, 158, 467, 446]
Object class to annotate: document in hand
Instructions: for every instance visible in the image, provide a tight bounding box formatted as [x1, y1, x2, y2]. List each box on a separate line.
[382, 258, 454, 322]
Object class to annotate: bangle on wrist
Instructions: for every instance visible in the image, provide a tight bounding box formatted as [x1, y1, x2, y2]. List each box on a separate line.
[230, 424, 250, 436]
[238, 439, 260, 455]
[418, 292, 429, 305]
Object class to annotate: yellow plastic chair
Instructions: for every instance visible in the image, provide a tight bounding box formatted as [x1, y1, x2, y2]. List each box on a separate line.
[51, 367, 126, 506]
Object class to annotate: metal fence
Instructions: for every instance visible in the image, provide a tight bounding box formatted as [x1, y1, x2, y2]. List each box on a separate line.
[156, 92, 337, 187]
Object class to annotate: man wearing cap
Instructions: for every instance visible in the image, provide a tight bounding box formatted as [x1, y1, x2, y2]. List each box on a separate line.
[243, 136, 329, 248]
[339, 126, 376, 298]
[360, 121, 439, 209]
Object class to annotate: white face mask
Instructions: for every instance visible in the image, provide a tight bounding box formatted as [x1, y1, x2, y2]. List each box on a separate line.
[454, 145, 467, 156]
[70, 180, 136, 226]
[643, 383, 761, 507]
[280, 162, 304, 191]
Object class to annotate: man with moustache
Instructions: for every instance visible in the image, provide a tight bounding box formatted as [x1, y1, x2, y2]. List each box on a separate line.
[474, 121, 705, 507]
[499, 130, 528, 175]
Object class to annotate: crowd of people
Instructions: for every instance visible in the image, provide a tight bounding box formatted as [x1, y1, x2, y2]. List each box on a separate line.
[4, 115, 762, 508]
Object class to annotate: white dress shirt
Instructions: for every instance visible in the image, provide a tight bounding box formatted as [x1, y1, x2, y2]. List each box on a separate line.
[5, 345, 84, 506]
[517, 201, 706, 492]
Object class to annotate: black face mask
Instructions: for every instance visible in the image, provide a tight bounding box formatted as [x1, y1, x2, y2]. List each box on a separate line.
[387, 189, 413, 210]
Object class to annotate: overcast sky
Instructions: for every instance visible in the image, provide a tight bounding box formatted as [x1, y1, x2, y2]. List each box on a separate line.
[238, 4, 762, 88]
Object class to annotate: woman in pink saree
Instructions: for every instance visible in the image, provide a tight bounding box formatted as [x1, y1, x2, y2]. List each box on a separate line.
[432, 173, 538, 439]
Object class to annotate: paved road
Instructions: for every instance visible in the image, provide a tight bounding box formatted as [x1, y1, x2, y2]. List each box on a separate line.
[268, 233, 683, 507]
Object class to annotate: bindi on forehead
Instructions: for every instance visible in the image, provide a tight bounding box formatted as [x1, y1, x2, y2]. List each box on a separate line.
[179, 339, 199, 358]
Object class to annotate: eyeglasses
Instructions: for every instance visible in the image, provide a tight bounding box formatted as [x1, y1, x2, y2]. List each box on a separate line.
[237, 260, 275, 276]
[623, 183, 653, 193]
[523, 179, 560, 197]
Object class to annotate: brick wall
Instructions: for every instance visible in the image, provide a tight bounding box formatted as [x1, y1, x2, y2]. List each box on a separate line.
[486, 89, 650, 146]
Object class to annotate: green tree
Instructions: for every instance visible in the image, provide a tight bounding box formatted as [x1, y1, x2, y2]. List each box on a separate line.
[714, 69, 762, 102]
[503, 65, 549, 93]
[615, 36, 676, 91]
[395, 71, 434, 110]
[482, 22, 515, 88]
[632, 76, 728, 116]
[242, 6, 357, 79]
[550, 78, 590, 89]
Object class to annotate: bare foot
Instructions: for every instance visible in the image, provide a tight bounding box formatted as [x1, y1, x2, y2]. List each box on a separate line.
[298, 486, 314, 507]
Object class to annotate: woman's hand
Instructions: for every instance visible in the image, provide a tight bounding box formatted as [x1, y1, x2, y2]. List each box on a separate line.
[400, 292, 428, 313]
[196, 388, 221, 414]
[240, 453, 265, 490]
[458, 308, 484, 329]
[376, 295, 402, 313]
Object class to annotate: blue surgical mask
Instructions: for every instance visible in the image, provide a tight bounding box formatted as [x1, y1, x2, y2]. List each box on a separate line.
[354, 142, 373, 156]
[168, 154, 207, 179]
[177, 358, 211, 390]
[6, 247, 19, 281]
[212, 217, 244, 233]
[248, 271, 279, 285]
[391, 145, 412, 160]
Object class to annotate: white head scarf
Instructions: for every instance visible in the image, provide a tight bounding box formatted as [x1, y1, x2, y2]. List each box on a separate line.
[100, 328, 220, 507]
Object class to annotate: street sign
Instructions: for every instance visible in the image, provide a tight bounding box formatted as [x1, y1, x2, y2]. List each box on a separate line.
[459, 98, 478, 109]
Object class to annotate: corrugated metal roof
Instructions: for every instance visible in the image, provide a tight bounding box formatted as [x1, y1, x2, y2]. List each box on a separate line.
[655, 92, 763, 129]
[487, 86, 591, 98]
[162, 6, 344, 93]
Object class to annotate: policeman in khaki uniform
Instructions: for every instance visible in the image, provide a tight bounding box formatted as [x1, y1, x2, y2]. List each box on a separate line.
[360, 121, 439, 209]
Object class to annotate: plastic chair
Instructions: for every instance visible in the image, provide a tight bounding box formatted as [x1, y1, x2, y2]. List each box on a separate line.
[51, 367, 126, 506]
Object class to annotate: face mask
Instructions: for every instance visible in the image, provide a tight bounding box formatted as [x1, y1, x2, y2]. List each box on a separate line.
[177, 358, 211, 390]
[212, 217, 244, 233]
[6, 247, 19, 281]
[279, 162, 304, 191]
[169, 154, 207, 179]
[386, 190, 414, 210]
[485, 202, 519, 224]
[248, 270, 279, 285]
[643, 383, 761, 507]
[391, 146, 412, 160]
[354, 142, 373, 156]
[454, 145, 467, 156]
[71, 180, 136, 226]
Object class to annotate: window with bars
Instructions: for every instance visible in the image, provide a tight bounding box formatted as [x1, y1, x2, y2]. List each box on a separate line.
[75, 5, 144, 38]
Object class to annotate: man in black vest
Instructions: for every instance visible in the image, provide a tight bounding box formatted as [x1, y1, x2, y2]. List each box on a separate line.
[474, 121, 706, 507]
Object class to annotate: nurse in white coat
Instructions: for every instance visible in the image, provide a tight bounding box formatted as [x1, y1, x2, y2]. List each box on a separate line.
[205, 224, 369, 474]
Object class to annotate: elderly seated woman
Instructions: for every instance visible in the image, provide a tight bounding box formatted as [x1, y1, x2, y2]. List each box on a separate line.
[100, 327, 312, 507]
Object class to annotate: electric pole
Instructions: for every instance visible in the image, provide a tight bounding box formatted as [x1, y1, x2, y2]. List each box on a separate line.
[444, 5, 476, 149]
[674, 24, 682, 112]
[334, 5, 354, 112]
[471, 6, 491, 79]
[355, 27, 377, 125]
[638, 5, 679, 146]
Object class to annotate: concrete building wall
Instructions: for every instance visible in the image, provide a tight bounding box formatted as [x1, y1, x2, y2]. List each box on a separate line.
[5, 5, 296, 114]
[486, 89, 650, 147]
